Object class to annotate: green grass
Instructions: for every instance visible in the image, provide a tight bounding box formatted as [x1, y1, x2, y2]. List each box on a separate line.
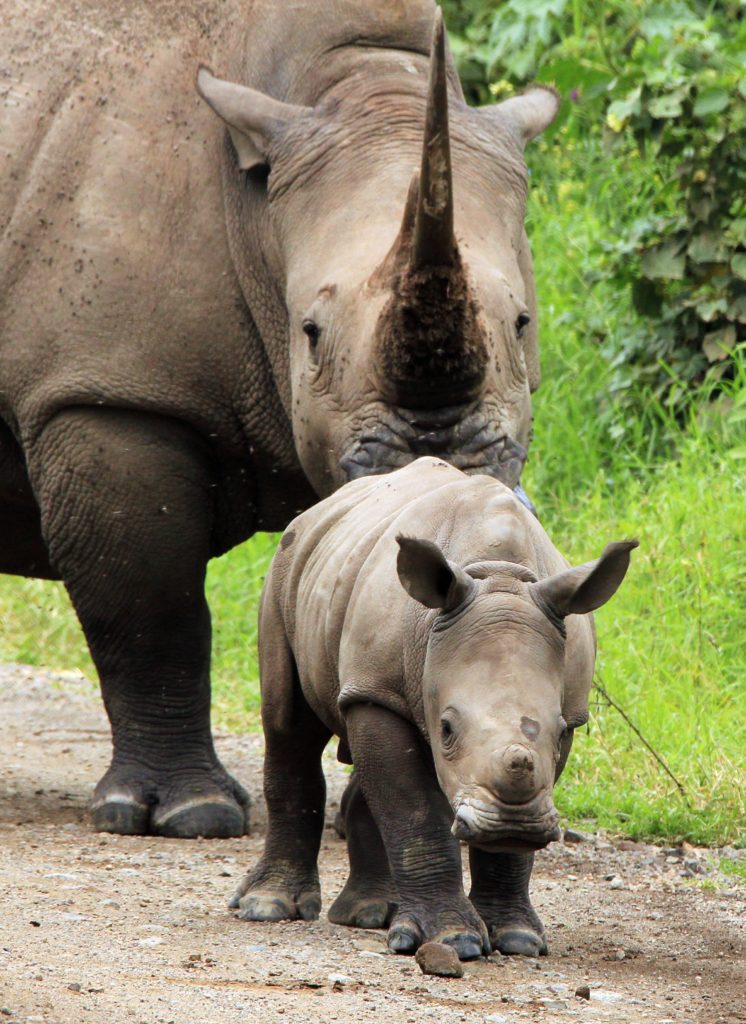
[1, 133, 744, 847]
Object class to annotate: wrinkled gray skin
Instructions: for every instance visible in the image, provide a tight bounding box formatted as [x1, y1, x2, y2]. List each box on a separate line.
[1, 0, 557, 837]
[235, 458, 637, 959]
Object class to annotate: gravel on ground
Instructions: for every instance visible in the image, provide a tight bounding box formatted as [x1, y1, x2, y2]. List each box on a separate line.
[0, 664, 743, 1024]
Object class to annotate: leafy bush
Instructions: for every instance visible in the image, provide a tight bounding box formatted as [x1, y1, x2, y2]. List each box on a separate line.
[445, 1, 746, 411]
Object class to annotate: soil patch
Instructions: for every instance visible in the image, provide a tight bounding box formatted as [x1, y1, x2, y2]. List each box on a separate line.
[0, 665, 743, 1024]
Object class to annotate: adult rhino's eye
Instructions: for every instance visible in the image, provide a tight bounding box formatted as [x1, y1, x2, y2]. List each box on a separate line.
[515, 312, 531, 338]
[302, 319, 321, 349]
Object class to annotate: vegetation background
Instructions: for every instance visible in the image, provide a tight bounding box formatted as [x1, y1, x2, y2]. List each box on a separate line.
[1, 0, 744, 850]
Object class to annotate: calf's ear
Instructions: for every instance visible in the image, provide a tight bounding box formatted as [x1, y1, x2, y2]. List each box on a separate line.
[196, 66, 311, 170]
[531, 540, 639, 619]
[396, 536, 474, 611]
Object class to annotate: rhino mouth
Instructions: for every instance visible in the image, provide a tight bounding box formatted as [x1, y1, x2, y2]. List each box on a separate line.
[339, 403, 528, 492]
[451, 798, 560, 852]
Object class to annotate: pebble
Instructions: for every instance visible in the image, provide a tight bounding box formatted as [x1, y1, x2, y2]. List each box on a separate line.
[575, 984, 591, 999]
[415, 942, 464, 978]
[484, 1015, 508, 1023]
[609, 877, 624, 890]
[327, 973, 353, 986]
[563, 829, 588, 844]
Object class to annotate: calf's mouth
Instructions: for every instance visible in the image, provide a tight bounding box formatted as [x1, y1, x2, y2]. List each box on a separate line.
[451, 796, 561, 852]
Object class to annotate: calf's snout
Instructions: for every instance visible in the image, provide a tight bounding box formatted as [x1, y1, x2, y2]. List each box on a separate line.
[493, 743, 537, 804]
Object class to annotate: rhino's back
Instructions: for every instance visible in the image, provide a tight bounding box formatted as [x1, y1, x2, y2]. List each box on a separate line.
[0, 1, 270, 452]
[272, 457, 584, 733]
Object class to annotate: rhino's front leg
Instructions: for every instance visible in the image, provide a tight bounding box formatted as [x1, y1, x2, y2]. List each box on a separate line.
[468, 849, 547, 956]
[28, 409, 250, 838]
[346, 704, 489, 960]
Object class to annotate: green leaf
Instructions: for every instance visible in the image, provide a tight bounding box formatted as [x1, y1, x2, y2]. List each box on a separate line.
[731, 253, 746, 280]
[688, 232, 729, 264]
[640, 240, 686, 280]
[703, 325, 736, 362]
[647, 93, 684, 118]
[693, 88, 730, 117]
[606, 87, 642, 132]
[696, 297, 728, 322]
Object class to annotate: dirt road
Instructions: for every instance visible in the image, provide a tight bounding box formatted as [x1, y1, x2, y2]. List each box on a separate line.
[0, 665, 743, 1024]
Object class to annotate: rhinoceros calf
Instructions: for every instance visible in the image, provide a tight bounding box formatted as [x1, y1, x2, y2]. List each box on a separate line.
[1, 0, 558, 837]
[234, 457, 636, 958]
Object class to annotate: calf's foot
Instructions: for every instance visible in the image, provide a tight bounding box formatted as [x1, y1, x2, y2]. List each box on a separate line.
[387, 897, 489, 960]
[328, 884, 397, 929]
[478, 904, 547, 957]
[468, 848, 547, 956]
[91, 759, 250, 838]
[230, 860, 321, 922]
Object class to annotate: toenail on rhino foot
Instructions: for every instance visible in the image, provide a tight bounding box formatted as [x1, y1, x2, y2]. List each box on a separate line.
[152, 798, 247, 839]
[492, 926, 547, 957]
[439, 931, 486, 961]
[328, 895, 397, 929]
[91, 798, 149, 836]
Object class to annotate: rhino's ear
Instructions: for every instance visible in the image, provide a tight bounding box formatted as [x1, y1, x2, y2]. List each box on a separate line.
[396, 535, 475, 611]
[196, 66, 311, 171]
[531, 540, 639, 619]
[479, 86, 560, 146]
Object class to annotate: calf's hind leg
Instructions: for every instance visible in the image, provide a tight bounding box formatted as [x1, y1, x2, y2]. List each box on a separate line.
[231, 590, 330, 922]
[328, 773, 398, 929]
[28, 408, 249, 838]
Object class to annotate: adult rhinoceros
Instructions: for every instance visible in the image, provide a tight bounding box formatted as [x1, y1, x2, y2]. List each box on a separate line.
[0, 0, 558, 837]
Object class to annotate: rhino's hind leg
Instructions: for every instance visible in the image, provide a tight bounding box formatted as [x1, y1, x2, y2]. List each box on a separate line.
[468, 849, 547, 956]
[231, 593, 330, 923]
[28, 408, 249, 839]
[328, 773, 398, 929]
[346, 704, 489, 960]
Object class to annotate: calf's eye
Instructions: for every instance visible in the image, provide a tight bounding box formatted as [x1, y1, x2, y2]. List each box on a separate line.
[440, 717, 456, 746]
[515, 312, 531, 337]
[302, 319, 321, 348]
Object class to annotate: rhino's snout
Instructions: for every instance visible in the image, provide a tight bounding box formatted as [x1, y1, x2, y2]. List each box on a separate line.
[493, 743, 538, 804]
[451, 792, 560, 852]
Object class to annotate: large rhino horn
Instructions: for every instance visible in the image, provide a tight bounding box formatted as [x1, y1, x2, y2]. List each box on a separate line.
[411, 8, 456, 270]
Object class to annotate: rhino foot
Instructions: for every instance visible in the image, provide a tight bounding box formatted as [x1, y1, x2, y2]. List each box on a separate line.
[90, 763, 250, 839]
[230, 860, 321, 922]
[386, 900, 490, 961]
[235, 888, 321, 922]
[490, 925, 548, 957]
[328, 888, 397, 929]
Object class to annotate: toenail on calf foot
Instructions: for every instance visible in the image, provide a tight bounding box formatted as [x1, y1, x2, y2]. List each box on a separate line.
[493, 928, 547, 957]
[388, 926, 419, 955]
[440, 932, 485, 962]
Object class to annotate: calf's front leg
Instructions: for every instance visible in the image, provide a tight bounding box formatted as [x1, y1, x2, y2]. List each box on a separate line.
[468, 849, 547, 956]
[346, 703, 489, 960]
